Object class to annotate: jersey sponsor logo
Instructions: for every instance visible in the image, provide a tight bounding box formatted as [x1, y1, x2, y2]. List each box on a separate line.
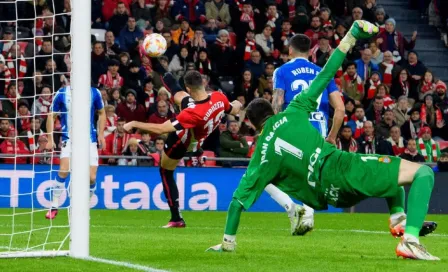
[379, 156, 391, 163]
[307, 147, 321, 188]
[203, 101, 224, 121]
[325, 184, 340, 205]
[309, 112, 324, 121]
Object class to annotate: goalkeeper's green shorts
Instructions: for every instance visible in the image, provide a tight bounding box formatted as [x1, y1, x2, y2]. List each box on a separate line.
[319, 151, 401, 208]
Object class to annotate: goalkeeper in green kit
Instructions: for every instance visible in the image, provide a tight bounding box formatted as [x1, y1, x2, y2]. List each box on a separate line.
[207, 21, 439, 261]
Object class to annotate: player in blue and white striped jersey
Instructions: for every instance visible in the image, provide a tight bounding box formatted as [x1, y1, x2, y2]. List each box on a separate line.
[265, 34, 345, 236]
[45, 85, 106, 220]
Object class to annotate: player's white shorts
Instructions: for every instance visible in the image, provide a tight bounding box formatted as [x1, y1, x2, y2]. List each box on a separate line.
[60, 140, 99, 167]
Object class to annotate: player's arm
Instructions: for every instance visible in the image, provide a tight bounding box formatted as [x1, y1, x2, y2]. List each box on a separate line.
[174, 91, 190, 109]
[327, 91, 345, 144]
[45, 112, 58, 149]
[272, 89, 285, 114]
[290, 21, 378, 113]
[124, 120, 176, 135]
[97, 108, 106, 149]
[228, 100, 242, 116]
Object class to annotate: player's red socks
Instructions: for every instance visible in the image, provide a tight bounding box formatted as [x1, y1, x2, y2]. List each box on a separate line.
[159, 167, 182, 222]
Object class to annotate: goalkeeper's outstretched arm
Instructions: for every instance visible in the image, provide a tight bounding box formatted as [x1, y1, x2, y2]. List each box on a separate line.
[295, 21, 378, 111]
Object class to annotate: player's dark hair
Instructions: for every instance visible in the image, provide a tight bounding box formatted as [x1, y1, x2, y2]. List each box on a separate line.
[246, 98, 274, 131]
[184, 70, 203, 91]
[289, 34, 311, 54]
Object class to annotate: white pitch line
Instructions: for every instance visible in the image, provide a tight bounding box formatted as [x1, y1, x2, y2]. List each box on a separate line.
[82, 256, 169, 272]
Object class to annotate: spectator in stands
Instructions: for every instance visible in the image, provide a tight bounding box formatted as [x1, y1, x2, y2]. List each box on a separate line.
[119, 138, 147, 166]
[344, 97, 356, 122]
[98, 59, 124, 89]
[148, 100, 174, 140]
[150, 0, 174, 27]
[362, 0, 377, 23]
[401, 106, 422, 140]
[257, 63, 275, 97]
[393, 96, 410, 127]
[263, 89, 272, 103]
[119, 17, 144, 52]
[304, 15, 323, 47]
[340, 61, 364, 105]
[187, 28, 207, 61]
[5, 44, 27, 80]
[172, 20, 195, 46]
[141, 77, 155, 112]
[337, 125, 358, 152]
[203, 18, 220, 43]
[42, 59, 67, 92]
[355, 49, 379, 81]
[161, 31, 178, 62]
[357, 120, 393, 155]
[104, 118, 131, 165]
[219, 120, 249, 167]
[345, 6, 363, 26]
[116, 89, 146, 123]
[366, 96, 385, 125]
[400, 138, 425, 162]
[305, 0, 326, 17]
[91, 41, 109, 85]
[149, 135, 165, 156]
[19, 117, 45, 151]
[108, 1, 130, 37]
[310, 35, 333, 67]
[124, 62, 145, 95]
[108, 87, 122, 108]
[35, 39, 67, 73]
[435, 153, 448, 172]
[378, 50, 395, 87]
[375, 84, 395, 109]
[32, 135, 60, 165]
[235, 29, 264, 71]
[403, 50, 427, 87]
[374, 6, 387, 32]
[0, 114, 13, 144]
[0, 27, 14, 56]
[92, 0, 104, 29]
[420, 94, 444, 138]
[235, 69, 258, 103]
[31, 85, 52, 117]
[17, 100, 31, 133]
[131, 0, 151, 30]
[104, 31, 122, 60]
[105, 105, 118, 137]
[168, 46, 192, 79]
[376, 109, 396, 138]
[2, 83, 17, 118]
[368, 40, 383, 65]
[0, 55, 11, 96]
[244, 50, 265, 81]
[255, 25, 274, 57]
[363, 71, 382, 104]
[276, 20, 295, 52]
[332, 21, 347, 47]
[102, 0, 129, 22]
[205, 0, 231, 29]
[416, 126, 440, 163]
[391, 68, 417, 103]
[387, 125, 407, 155]
[376, 18, 416, 58]
[209, 29, 234, 77]
[172, 0, 206, 26]
[417, 70, 436, 101]
[264, 3, 283, 37]
[435, 81, 448, 114]
[0, 129, 29, 164]
[195, 49, 215, 80]
[43, 12, 70, 52]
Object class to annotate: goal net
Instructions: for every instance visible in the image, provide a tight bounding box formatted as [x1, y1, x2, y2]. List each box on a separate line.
[0, 0, 90, 258]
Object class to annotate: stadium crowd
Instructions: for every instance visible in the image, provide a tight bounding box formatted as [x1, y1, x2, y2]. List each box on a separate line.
[0, 0, 448, 167]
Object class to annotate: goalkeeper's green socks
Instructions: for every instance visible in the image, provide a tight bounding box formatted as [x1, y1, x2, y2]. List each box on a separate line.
[223, 199, 243, 243]
[405, 165, 434, 242]
[387, 187, 405, 215]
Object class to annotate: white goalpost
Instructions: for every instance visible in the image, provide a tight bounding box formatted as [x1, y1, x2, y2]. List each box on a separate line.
[0, 0, 90, 258]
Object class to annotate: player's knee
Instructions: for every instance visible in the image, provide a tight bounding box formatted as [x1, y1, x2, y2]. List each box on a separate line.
[58, 171, 69, 179]
[229, 199, 243, 210]
[90, 179, 96, 185]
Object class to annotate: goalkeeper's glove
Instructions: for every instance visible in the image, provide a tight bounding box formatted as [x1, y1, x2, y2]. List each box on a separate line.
[206, 238, 236, 253]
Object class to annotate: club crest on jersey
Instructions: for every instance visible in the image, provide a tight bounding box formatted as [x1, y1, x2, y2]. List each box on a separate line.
[379, 156, 391, 163]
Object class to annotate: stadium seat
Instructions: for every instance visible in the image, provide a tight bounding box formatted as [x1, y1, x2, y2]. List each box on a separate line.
[202, 150, 217, 166]
[439, 141, 448, 151]
[91, 28, 106, 42]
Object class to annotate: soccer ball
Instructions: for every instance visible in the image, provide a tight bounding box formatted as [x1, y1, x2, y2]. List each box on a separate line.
[142, 33, 167, 57]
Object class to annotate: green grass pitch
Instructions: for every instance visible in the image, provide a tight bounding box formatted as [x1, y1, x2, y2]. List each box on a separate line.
[0, 210, 447, 272]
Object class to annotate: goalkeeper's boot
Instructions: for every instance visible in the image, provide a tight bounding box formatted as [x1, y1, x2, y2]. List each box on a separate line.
[396, 238, 440, 261]
[162, 219, 186, 228]
[206, 238, 236, 253]
[288, 204, 305, 236]
[389, 215, 438, 238]
[45, 208, 58, 220]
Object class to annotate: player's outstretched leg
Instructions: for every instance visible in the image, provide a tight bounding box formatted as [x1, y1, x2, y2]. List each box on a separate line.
[46, 158, 70, 220]
[395, 160, 439, 260]
[160, 152, 185, 228]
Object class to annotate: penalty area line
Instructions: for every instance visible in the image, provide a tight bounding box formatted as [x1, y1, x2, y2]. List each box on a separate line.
[81, 256, 169, 272]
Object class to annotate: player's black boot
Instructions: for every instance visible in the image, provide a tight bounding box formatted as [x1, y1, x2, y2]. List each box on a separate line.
[420, 221, 437, 237]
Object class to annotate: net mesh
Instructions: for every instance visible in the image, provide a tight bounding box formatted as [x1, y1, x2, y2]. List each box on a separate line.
[0, 0, 72, 257]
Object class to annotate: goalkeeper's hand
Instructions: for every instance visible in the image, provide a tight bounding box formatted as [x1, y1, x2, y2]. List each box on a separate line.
[206, 239, 236, 253]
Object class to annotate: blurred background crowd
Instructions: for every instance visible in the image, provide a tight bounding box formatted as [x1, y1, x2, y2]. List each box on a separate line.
[0, 0, 448, 168]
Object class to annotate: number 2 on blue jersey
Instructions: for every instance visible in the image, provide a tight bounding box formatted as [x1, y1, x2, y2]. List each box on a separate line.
[291, 79, 323, 108]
